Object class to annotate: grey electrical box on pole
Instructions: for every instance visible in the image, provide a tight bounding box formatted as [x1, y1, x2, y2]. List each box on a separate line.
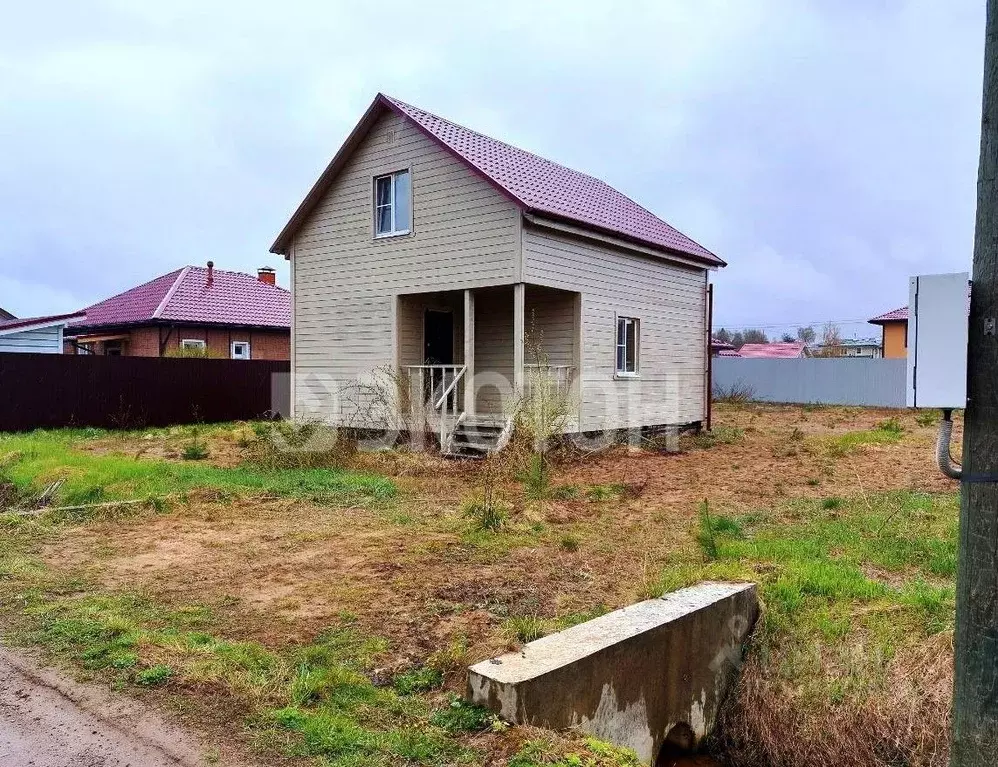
[906, 272, 970, 408]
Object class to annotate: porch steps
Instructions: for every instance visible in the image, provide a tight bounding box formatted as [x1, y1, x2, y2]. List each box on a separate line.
[444, 416, 508, 458]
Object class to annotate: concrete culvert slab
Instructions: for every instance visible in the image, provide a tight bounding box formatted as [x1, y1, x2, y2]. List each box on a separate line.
[467, 582, 758, 765]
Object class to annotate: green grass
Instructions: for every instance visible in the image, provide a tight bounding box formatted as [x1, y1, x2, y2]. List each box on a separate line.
[649, 490, 958, 703]
[509, 737, 640, 766]
[429, 696, 494, 733]
[0, 470, 630, 767]
[915, 409, 940, 427]
[462, 498, 508, 533]
[0, 555, 628, 767]
[393, 667, 443, 695]
[876, 417, 905, 434]
[181, 443, 210, 461]
[2, 561, 466, 767]
[584, 483, 628, 502]
[685, 425, 744, 450]
[825, 423, 905, 454]
[559, 534, 580, 552]
[501, 615, 548, 644]
[499, 607, 609, 647]
[0, 429, 396, 507]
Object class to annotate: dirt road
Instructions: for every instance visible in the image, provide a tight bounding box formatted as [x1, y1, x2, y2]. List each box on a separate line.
[0, 648, 207, 767]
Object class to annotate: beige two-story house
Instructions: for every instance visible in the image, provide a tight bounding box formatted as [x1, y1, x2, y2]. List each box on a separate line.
[270, 94, 725, 454]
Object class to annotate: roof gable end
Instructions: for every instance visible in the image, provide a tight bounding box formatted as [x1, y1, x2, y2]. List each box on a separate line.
[270, 94, 722, 266]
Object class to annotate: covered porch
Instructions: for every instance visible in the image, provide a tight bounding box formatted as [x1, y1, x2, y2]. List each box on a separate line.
[396, 283, 580, 452]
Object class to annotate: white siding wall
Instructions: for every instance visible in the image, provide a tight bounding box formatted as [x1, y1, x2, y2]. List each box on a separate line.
[0, 326, 63, 354]
[473, 286, 514, 414]
[523, 226, 708, 430]
[524, 285, 576, 367]
[293, 110, 521, 422]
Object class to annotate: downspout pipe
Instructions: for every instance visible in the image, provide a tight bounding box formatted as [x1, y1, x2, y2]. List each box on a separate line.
[937, 408, 963, 480]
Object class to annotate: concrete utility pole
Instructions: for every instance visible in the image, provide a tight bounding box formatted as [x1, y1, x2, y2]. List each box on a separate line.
[952, 0, 998, 763]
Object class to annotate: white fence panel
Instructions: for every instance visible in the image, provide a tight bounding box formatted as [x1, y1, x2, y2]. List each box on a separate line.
[713, 358, 907, 408]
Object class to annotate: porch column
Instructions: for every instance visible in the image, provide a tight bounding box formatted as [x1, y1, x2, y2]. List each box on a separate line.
[513, 282, 525, 394]
[464, 289, 475, 414]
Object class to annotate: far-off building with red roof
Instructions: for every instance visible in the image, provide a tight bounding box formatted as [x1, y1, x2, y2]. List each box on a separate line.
[868, 306, 908, 359]
[65, 263, 290, 360]
[731, 341, 809, 359]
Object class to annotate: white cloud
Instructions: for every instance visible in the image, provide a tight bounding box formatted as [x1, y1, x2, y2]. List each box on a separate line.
[0, 0, 986, 324]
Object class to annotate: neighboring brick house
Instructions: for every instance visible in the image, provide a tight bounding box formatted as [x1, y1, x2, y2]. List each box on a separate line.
[868, 306, 908, 359]
[65, 263, 290, 360]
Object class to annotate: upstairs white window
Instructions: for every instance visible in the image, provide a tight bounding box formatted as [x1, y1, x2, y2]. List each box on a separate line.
[374, 170, 411, 237]
[615, 317, 639, 376]
[231, 341, 251, 360]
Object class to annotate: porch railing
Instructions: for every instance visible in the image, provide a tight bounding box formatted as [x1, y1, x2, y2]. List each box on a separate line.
[406, 365, 466, 451]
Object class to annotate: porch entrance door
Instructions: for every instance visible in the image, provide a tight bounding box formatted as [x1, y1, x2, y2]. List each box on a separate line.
[423, 310, 456, 411]
[423, 310, 454, 364]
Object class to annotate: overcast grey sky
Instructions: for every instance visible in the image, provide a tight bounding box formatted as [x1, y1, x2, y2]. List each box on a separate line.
[0, 1, 985, 339]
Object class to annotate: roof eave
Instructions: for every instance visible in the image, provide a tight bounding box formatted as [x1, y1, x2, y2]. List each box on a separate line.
[523, 211, 724, 269]
[0, 312, 86, 336]
[68, 318, 291, 335]
[868, 317, 907, 325]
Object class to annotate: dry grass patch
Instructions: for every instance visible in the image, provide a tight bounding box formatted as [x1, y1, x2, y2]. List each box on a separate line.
[0, 404, 962, 766]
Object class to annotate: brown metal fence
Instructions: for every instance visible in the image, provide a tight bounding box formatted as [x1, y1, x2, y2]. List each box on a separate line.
[0, 353, 291, 432]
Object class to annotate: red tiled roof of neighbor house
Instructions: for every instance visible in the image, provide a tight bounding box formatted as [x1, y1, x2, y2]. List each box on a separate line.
[70, 266, 290, 330]
[271, 94, 723, 267]
[0, 312, 86, 333]
[735, 342, 807, 359]
[710, 338, 735, 350]
[716, 349, 741, 357]
[869, 306, 909, 324]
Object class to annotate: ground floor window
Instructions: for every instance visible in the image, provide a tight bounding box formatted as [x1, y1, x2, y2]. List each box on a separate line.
[181, 339, 206, 350]
[231, 341, 251, 360]
[615, 316, 639, 376]
[104, 340, 123, 356]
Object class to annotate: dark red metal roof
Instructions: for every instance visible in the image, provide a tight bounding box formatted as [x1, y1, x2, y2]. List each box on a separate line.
[382, 95, 721, 265]
[70, 266, 290, 330]
[271, 94, 723, 266]
[868, 306, 909, 324]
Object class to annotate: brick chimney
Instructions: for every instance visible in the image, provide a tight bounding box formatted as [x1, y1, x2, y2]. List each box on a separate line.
[206, 260, 214, 288]
[257, 267, 276, 286]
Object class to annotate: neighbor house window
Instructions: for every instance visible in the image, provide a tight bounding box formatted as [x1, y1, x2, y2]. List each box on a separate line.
[231, 341, 251, 360]
[374, 170, 411, 237]
[615, 317, 639, 376]
[181, 339, 206, 350]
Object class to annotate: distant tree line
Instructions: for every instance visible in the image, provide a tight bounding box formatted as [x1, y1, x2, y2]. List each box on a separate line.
[714, 327, 768, 347]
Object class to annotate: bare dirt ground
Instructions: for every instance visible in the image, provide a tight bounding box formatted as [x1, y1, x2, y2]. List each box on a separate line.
[0, 647, 214, 767]
[43, 404, 960, 666]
